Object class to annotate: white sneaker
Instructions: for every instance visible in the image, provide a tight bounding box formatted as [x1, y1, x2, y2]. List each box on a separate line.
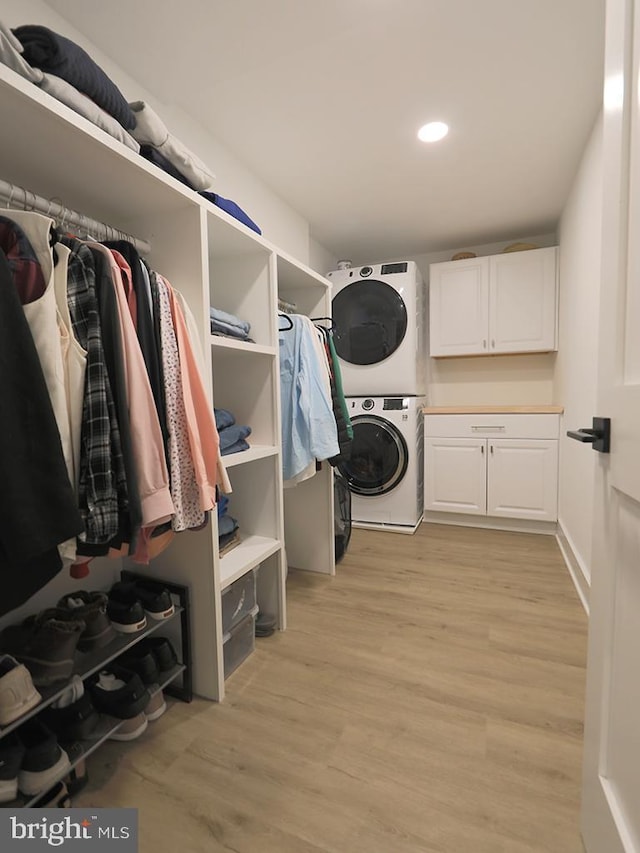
[0, 654, 42, 726]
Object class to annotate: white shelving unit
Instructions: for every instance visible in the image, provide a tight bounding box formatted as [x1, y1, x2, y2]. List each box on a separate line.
[0, 62, 335, 703]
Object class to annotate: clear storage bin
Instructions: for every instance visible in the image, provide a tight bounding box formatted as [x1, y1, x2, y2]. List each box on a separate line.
[223, 606, 258, 679]
[221, 569, 257, 635]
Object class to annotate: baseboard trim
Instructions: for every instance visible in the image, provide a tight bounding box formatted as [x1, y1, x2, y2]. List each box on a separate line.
[353, 517, 423, 535]
[556, 521, 590, 616]
[422, 512, 557, 535]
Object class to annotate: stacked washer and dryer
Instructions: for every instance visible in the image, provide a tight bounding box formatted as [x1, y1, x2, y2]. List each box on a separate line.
[327, 261, 426, 533]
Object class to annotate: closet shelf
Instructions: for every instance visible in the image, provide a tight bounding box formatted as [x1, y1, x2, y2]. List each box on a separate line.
[210, 336, 276, 356]
[220, 536, 281, 590]
[222, 445, 279, 468]
[0, 608, 183, 739]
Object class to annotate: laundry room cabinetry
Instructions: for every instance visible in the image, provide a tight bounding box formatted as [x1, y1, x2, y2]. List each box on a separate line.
[429, 247, 558, 357]
[0, 62, 335, 704]
[424, 411, 560, 528]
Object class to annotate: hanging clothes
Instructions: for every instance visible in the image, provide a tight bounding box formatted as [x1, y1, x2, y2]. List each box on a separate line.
[0, 247, 83, 616]
[279, 314, 339, 482]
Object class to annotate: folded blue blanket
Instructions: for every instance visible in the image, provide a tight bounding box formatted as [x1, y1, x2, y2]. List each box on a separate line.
[220, 439, 250, 457]
[214, 408, 236, 431]
[218, 514, 239, 537]
[13, 25, 136, 130]
[210, 306, 250, 334]
[210, 319, 251, 340]
[219, 424, 252, 451]
[200, 192, 261, 235]
[217, 493, 229, 518]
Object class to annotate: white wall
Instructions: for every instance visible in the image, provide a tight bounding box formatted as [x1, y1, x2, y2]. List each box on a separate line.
[2, 0, 330, 266]
[555, 114, 603, 592]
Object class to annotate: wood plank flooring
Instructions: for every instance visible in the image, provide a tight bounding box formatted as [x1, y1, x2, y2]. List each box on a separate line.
[77, 523, 588, 853]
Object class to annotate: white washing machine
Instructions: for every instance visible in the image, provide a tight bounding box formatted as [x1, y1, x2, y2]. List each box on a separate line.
[339, 396, 425, 533]
[327, 261, 426, 396]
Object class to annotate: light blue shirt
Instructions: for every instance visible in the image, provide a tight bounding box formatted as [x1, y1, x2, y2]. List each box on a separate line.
[280, 315, 339, 480]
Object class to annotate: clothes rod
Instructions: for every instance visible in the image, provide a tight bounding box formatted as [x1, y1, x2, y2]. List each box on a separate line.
[0, 179, 151, 255]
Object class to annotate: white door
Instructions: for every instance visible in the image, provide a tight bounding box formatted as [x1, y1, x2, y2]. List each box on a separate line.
[424, 437, 487, 514]
[486, 439, 558, 521]
[489, 247, 558, 354]
[429, 257, 489, 356]
[581, 0, 640, 849]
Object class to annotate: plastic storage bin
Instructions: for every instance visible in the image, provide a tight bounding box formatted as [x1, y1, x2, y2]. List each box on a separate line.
[223, 606, 258, 679]
[221, 569, 257, 635]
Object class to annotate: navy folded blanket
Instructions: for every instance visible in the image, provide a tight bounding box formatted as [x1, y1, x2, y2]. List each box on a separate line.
[13, 25, 136, 130]
[199, 192, 261, 235]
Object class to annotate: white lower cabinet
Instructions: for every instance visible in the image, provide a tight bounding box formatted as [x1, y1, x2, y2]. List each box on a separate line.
[424, 414, 559, 524]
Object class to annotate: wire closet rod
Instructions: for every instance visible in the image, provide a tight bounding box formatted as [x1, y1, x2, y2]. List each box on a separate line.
[0, 178, 151, 255]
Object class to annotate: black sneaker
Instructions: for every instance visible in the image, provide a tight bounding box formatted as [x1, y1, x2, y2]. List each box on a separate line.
[56, 591, 116, 652]
[106, 597, 146, 634]
[118, 647, 160, 685]
[87, 665, 150, 720]
[31, 780, 71, 808]
[0, 732, 25, 803]
[110, 580, 175, 622]
[134, 636, 179, 673]
[0, 610, 85, 686]
[42, 678, 100, 743]
[17, 719, 70, 797]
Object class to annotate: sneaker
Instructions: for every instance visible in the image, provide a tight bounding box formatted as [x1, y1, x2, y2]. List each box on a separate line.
[88, 666, 150, 720]
[118, 647, 160, 686]
[0, 611, 85, 686]
[134, 637, 179, 673]
[42, 677, 100, 743]
[106, 598, 147, 634]
[17, 719, 70, 797]
[145, 686, 166, 722]
[109, 712, 148, 742]
[110, 580, 175, 622]
[31, 780, 71, 808]
[56, 591, 116, 652]
[0, 732, 25, 803]
[0, 654, 42, 726]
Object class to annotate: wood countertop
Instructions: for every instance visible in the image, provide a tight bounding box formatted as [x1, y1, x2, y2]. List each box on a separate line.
[422, 405, 564, 414]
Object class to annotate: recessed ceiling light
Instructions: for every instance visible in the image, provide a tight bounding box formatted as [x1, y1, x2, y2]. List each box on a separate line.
[418, 121, 449, 143]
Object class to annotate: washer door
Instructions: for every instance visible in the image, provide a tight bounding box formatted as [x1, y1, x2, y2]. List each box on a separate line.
[332, 279, 408, 365]
[339, 415, 408, 496]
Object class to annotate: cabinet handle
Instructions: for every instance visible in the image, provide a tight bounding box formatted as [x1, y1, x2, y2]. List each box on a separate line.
[471, 425, 506, 432]
[481, 445, 484, 454]
[491, 339, 495, 348]
[482, 339, 487, 349]
[490, 445, 494, 454]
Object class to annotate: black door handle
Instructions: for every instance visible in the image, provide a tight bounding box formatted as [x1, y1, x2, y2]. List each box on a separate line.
[566, 417, 610, 453]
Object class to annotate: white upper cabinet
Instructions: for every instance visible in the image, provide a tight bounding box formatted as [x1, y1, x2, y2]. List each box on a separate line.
[429, 247, 558, 357]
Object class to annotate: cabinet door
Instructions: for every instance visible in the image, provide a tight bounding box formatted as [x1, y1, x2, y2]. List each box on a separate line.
[489, 247, 557, 353]
[487, 439, 558, 521]
[429, 257, 489, 356]
[424, 437, 487, 514]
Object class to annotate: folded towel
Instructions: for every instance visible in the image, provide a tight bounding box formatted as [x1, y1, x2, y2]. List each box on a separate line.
[129, 101, 215, 191]
[13, 25, 136, 130]
[210, 319, 251, 340]
[209, 306, 251, 334]
[214, 408, 236, 431]
[220, 439, 250, 457]
[219, 424, 251, 451]
[216, 493, 230, 518]
[200, 192, 261, 235]
[0, 20, 41, 82]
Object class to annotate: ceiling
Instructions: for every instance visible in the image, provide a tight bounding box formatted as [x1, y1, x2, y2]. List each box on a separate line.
[46, 0, 605, 263]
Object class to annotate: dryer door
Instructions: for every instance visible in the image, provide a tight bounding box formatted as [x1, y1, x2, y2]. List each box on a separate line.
[332, 279, 408, 365]
[339, 415, 409, 496]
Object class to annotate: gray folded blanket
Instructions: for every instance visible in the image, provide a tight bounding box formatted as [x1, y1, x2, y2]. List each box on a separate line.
[13, 24, 136, 130]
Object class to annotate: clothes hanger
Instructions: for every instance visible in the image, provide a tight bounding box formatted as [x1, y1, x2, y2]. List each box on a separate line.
[310, 316, 336, 332]
[278, 313, 294, 330]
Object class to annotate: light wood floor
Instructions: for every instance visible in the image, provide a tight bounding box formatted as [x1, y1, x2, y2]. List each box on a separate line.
[78, 524, 588, 853]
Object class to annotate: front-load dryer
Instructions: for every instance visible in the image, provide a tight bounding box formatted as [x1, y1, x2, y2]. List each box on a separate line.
[327, 261, 426, 396]
[338, 396, 425, 533]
